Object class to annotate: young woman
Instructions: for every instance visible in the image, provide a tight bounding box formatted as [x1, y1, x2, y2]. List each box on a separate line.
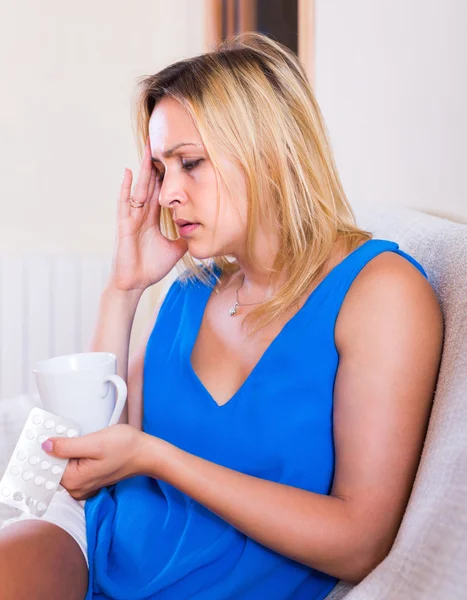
[0, 32, 443, 599]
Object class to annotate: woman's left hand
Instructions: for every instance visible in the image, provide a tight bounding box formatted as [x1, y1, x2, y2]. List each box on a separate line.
[41, 424, 145, 501]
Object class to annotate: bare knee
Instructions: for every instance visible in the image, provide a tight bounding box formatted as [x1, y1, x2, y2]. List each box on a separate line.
[0, 519, 88, 600]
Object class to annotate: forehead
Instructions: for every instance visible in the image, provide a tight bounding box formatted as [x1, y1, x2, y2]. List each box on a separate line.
[148, 97, 199, 144]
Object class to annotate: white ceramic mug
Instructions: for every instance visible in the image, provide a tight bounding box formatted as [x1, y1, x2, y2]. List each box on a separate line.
[32, 352, 127, 436]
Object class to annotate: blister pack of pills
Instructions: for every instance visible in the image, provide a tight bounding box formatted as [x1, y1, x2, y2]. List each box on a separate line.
[0, 407, 81, 517]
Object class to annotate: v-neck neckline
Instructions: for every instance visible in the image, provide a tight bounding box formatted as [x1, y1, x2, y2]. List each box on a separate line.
[187, 239, 377, 409]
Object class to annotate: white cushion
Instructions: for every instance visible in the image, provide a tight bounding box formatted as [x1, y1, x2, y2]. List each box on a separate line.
[326, 203, 467, 599]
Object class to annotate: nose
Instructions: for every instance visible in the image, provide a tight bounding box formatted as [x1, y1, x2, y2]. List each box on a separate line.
[157, 171, 188, 209]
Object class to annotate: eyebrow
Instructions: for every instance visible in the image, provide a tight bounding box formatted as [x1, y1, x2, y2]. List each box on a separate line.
[150, 142, 203, 162]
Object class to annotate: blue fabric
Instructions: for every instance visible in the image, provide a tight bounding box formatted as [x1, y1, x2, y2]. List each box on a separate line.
[84, 238, 428, 599]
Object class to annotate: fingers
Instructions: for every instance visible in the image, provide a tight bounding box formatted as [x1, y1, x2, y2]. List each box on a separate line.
[42, 434, 100, 459]
[130, 136, 153, 204]
[119, 136, 156, 219]
[119, 168, 133, 219]
[147, 165, 162, 227]
[147, 159, 157, 200]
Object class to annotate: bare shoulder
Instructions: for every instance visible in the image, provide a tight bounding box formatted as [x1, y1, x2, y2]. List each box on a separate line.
[335, 250, 443, 352]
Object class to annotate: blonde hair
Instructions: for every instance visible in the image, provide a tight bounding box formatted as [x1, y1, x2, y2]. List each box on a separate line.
[132, 32, 372, 333]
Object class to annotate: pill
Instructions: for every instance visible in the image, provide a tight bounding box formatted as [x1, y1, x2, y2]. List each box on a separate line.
[13, 491, 24, 502]
[67, 429, 78, 438]
[56, 425, 66, 434]
[45, 481, 57, 491]
[22, 470, 33, 481]
[51, 465, 62, 476]
[29, 455, 40, 465]
[40, 460, 51, 470]
[32, 414, 43, 425]
[26, 429, 36, 440]
[16, 450, 27, 461]
[37, 501, 47, 514]
[10, 465, 20, 476]
[34, 476, 45, 486]
[44, 419, 55, 429]
[1, 487, 11, 497]
[26, 496, 37, 509]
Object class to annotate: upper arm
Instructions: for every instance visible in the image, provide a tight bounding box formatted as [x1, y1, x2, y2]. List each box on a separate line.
[122, 297, 164, 430]
[330, 252, 444, 574]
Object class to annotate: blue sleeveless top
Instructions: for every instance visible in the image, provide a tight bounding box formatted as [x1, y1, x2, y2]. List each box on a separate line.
[83, 239, 428, 600]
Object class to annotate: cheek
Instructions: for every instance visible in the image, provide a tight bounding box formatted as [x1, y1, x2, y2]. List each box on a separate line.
[222, 195, 248, 231]
[198, 162, 247, 234]
[208, 205, 247, 251]
[206, 197, 244, 231]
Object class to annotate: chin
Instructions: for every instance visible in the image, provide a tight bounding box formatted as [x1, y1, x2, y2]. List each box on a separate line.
[187, 244, 216, 261]
[185, 236, 226, 260]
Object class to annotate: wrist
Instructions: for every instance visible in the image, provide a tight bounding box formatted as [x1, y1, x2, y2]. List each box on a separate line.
[102, 282, 145, 306]
[135, 431, 172, 478]
[104, 279, 145, 298]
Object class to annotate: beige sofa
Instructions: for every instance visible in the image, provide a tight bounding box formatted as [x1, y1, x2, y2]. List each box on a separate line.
[1, 202, 466, 598]
[327, 203, 467, 599]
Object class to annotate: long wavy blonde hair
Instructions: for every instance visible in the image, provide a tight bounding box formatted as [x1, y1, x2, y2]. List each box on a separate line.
[132, 32, 372, 333]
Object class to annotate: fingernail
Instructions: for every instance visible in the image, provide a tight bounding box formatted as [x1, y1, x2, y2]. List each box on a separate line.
[42, 440, 53, 452]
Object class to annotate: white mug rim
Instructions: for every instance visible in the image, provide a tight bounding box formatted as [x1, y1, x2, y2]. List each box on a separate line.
[33, 352, 117, 375]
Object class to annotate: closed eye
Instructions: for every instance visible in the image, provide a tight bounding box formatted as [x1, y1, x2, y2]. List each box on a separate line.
[155, 159, 202, 183]
[182, 159, 202, 171]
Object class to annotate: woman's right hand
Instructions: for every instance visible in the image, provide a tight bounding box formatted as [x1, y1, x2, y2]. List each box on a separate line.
[109, 136, 189, 292]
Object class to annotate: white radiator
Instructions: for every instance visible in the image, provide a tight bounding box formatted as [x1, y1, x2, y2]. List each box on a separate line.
[0, 254, 112, 400]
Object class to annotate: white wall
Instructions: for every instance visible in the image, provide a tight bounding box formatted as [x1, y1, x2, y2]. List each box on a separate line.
[0, 0, 205, 351]
[314, 0, 467, 224]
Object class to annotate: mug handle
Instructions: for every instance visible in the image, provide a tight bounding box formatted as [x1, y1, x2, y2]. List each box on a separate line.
[101, 374, 128, 426]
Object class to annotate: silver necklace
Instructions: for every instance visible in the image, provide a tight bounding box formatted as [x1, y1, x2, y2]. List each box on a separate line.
[229, 275, 268, 316]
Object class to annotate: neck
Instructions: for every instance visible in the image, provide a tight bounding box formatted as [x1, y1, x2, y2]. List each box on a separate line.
[230, 225, 290, 303]
[230, 253, 287, 304]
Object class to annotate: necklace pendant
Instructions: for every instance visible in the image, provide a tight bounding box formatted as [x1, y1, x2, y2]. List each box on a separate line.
[229, 302, 238, 316]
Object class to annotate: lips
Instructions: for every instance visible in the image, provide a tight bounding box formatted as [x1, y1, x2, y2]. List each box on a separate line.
[174, 219, 197, 226]
[174, 219, 200, 237]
